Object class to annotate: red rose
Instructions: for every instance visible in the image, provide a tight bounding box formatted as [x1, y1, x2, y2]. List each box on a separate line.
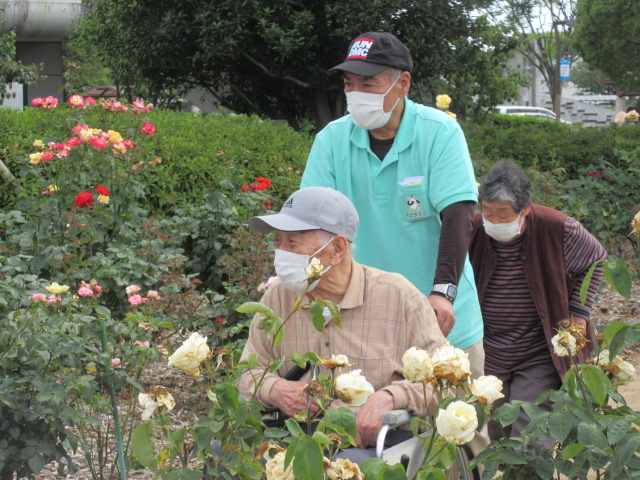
[241, 185, 250, 191]
[94, 184, 111, 196]
[74, 191, 94, 208]
[140, 122, 157, 136]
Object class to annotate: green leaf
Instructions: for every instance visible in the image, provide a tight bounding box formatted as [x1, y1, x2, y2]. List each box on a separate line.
[131, 422, 158, 471]
[383, 463, 410, 480]
[236, 302, 275, 316]
[606, 417, 631, 444]
[264, 427, 289, 438]
[534, 457, 555, 479]
[496, 403, 520, 427]
[562, 443, 588, 460]
[322, 407, 357, 438]
[310, 301, 325, 332]
[603, 321, 630, 347]
[581, 365, 611, 405]
[497, 450, 528, 465]
[359, 457, 387, 479]
[548, 412, 574, 443]
[580, 259, 604, 304]
[609, 325, 630, 359]
[577, 423, 608, 449]
[291, 435, 323, 480]
[27, 454, 45, 474]
[424, 470, 446, 480]
[610, 433, 640, 477]
[604, 257, 632, 298]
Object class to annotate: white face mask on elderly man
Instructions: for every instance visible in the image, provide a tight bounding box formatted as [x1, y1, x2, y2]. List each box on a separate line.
[274, 237, 334, 293]
[482, 213, 523, 243]
[346, 75, 401, 130]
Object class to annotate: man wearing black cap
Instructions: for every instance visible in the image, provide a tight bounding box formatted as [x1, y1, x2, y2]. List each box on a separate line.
[238, 187, 448, 459]
[301, 32, 484, 379]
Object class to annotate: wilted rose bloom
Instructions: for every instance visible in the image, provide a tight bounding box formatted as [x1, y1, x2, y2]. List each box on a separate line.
[436, 94, 452, 110]
[432, 343, 471, 385]
[551, 330, 577, 357]
[631, 210, 640, 238]
[435, 400, 478, 445]
[597, 349, 636, 386]
[265, 451, 294, 480]
[325, 458, 364, 480]
[146, 290, 160, 299]
[469, 375, 505, 406]
[257, 276, 278, 292]
[626, 110, 640, 122]
[111, 358, 121, 366]
[168, 332, 211, 377]
[45, 282, 69, 294]
[402, 346, 434, 383]
[126, 285, 141, 295]
[305, 257, 324, 280]
[128, 294, 143, 305]
[334, 369, 374, 406]
[138, 386, 175, 420]
[320, 354, 351, 369]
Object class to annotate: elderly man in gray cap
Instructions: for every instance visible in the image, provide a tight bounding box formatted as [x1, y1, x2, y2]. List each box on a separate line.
[238, 186, 448, 460]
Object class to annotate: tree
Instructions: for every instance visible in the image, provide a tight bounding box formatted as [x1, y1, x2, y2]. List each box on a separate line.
[573, 0, 640, 96]
[0, 29, 42, 104]
[479, 0, 579, 117]
[75, 0, 523, 129]
[567, 61, 613, 95]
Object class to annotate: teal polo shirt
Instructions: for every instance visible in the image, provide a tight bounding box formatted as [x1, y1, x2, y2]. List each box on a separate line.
[301, 98, 482, 349]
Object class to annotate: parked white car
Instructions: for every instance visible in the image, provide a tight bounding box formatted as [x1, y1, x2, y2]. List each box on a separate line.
[496, 105, 571, 123]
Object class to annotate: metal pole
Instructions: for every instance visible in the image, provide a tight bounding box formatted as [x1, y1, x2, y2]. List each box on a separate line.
[554, 23, 562, 121]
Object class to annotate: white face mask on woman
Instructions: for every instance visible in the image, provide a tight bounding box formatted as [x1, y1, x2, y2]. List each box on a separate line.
[273, 237, 334, 293]
[346, 75, 401, 130]
[482, 213, 523, 242]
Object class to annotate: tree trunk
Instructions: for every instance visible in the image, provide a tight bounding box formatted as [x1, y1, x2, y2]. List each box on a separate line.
[0, 158, 22, 195]
[313, 87, 336, 131]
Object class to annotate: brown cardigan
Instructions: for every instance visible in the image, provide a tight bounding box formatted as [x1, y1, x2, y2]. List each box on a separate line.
[469, 204, 596, 376]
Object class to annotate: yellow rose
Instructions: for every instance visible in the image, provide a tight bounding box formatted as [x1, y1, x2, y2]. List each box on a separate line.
[45, 282, 69, 294]
[436, 94, 452, 110]
[432, 343, 471, 384]
[469, 375, 505, 407]
[631, 210, 640, 238]
[168, 332, 211, 377]
[319, 354, 351, 369]
[32, 139, 44, 149]
[435, 401, 478, 445]
[402, 346, 434, 383]
[334, 369, 374, 406]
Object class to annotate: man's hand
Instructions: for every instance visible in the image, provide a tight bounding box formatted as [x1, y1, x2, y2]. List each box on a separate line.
[269, 379, 320, 418]
[428, 294, 456, 337]
[354, 390, 395, 449]
[571, 315, 587, 329]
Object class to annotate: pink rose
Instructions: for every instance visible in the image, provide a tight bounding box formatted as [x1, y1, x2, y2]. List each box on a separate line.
[128, 294, 143, 305]
[134, 341, 150, 347]
[46, 295, 61, 304]
[111, 358, 121, 366]
[30, 293, 46, 302]
[126, 285, 141, 295]
[78, 286, 93, 297]
[146, 290, 159, 299]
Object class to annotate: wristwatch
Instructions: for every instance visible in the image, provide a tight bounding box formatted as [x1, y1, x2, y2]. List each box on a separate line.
[431, 283, 458, 303]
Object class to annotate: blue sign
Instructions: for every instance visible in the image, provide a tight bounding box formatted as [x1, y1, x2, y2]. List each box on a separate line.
[560, 58, 571, 81]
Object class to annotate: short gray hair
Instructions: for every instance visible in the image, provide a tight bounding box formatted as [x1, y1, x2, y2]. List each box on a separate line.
[478, 161, 532, 213]
[385, 67, 402, 82]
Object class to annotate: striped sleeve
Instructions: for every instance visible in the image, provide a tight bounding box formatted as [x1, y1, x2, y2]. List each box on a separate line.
[564, 217, 607, 318]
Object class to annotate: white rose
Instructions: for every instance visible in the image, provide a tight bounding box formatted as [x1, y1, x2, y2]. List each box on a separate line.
[432, 343, 471, 385]
[265, 451, 294, 480]
[305, 257, 324, 280]
[168, 332, 211, 377]
[325, 457, 364, 480]
[138, 393, 158, 421]
[551, 331, 577, 357]
[334, 369, 374, 406]
[469, 375, 505, 407]
[402, 346, 434, 383]
[138, 386, 175, 420]
[435, 401, 478, 445]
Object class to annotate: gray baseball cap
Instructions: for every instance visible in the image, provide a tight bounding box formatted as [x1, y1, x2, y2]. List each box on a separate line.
[248, 187, 359, 242]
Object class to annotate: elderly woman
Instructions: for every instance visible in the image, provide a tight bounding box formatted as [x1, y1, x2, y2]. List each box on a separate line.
[469, 161, 607, 442]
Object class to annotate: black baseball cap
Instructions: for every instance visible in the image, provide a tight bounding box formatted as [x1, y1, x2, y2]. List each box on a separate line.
[329, 31, 413, 76]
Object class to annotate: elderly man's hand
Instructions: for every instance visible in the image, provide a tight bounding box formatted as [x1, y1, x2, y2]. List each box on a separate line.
[354, 390, 395, 449]
[428, 294, 456, 337]
[269, 379, 321, 418]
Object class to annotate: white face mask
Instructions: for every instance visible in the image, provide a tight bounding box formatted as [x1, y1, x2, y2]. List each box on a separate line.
[346, 75, 401, 130]
[483, 213, 523, 242]
[274, 237, 334, 293]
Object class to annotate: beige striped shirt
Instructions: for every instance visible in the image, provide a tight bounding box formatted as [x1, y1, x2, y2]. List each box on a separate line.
[238, 259, 447, 416]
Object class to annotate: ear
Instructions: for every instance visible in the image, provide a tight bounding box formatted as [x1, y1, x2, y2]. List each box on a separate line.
[399, 71, 411, 97]
[521, 204, 532, 218]
[328, 235, 349, 265]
